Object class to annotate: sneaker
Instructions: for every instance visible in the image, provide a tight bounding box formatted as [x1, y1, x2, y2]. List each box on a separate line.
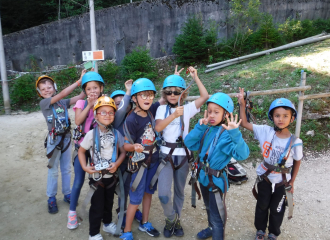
[134, 209, 142, 223]
[89, 233, 103, 240]
[267, 233, 278, 240]
[63, 194, 71, 204]
[48, 197, 58, 214]
[197, 227, 212, 239]
[67, 211, 78, 229]
[103, 222, 117, 235]
[173, 218, 184, 237]
[163, 217, 176, 238]
[120, 232, 134, 240]
[255, 230, 266, 240]
[138, 222, 160, 237]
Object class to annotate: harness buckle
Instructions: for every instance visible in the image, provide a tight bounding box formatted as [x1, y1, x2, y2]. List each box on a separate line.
[90, 183, 98, 191]
[176, 137, 183, 148]
[212, 187, 219, 193]
[142, 162, 148, 168]
[285, 184, 292, 191]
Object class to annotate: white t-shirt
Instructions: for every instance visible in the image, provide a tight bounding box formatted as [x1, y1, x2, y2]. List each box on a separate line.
[253, 124, 303, 184]
[155, 101, 200, 155]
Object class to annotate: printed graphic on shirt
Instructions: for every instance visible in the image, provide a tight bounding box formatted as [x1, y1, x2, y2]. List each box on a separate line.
[93, 131, 115, 165]
[140, 122, 156, 154]
[262, 141, 285, 165]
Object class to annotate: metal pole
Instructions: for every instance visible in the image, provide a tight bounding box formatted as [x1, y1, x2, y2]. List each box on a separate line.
[58, 0, 61, 20]
[0, 13, 11, 115]
[295, 70, 306, 138]
[89, 0, 98, 72]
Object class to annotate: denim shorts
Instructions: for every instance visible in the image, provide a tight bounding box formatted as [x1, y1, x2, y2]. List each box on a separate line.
[129, 161, 159, 205]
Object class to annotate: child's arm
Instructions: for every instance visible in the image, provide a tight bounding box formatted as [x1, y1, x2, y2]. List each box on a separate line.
[108, 145, 126, 173]
[124, 139, 144, 153]
[50, 69, 86, 105]
[288, 159, 301, 193]
[78, 146, 97, 174]
[184, 110, 209, 151]
[113, 79, 132, 128]
[237, 87, 253, 131]
[74, 93, 98, 125]
[188, 66, 209, 109]
[70, 91, 86, 105]
[155, 106, 183, 132]
[220, 113, 249, 160]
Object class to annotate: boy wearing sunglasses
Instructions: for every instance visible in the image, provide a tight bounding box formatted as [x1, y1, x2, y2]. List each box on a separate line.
[154, 66, 209, 237]
[121, 78, 165, 240]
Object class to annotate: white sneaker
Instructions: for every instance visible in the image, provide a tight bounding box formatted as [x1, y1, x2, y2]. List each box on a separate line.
[102, 222, 117, 235]
[89, 233, 103, 240]
[67, 211, 78, 230]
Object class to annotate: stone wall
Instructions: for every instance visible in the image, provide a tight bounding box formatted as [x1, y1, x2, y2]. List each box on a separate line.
[3, 0, 330, 71]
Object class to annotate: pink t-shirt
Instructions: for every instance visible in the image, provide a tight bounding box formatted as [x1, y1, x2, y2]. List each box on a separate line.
[73, 100, 94, 144]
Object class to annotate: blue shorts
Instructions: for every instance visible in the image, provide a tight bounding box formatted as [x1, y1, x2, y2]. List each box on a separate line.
[129, 161, 159, 205]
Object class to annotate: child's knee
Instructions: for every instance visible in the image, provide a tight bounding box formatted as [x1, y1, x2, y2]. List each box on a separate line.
[159, 195, 169, 204]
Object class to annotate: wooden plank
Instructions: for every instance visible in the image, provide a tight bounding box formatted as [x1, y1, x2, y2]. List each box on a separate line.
[299, 92, 330, 100]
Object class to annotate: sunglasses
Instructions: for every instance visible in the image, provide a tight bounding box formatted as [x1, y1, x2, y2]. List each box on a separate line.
[138, 93, 155, 100]
[97, 111, 115, 116]
[164, 90, 182, 96]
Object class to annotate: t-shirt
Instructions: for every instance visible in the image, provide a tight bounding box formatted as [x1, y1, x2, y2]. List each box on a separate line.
[155, 101, 200, 155]
[253, 124, 303, 184]
[80, 128, 123, 178]
[73, 100, 95, 145]
[40, 97, 71, 137]
[124, 102, 160, 163]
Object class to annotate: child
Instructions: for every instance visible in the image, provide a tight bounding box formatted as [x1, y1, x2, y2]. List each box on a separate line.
[184, 92, 249, 240]
[37, 72, 85, 214]
[78, 96, 126, 240]
[111, 86, 143, 226]
[120, 78, 165, 240]
[154, 66, 208, 237]
[67, 71, 105, 229]
[237, 88, 303, 240]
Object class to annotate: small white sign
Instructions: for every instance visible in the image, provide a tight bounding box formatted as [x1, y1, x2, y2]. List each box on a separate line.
[82, 50, 104, 61]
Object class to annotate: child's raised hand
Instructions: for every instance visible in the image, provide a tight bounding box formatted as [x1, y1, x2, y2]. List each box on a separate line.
[90, 67, 95, 72]
[87, 93, 99, 107]
[125, 79, 133, 93]
[187, 66, 198, 79]
[222, 112, 242, 130]
[199, 110, 209, 125]
[134, 143, 144, 153]
[236, 87, 245, 106]
[174, 65, 184, 76]
[173, 106, 184, 118]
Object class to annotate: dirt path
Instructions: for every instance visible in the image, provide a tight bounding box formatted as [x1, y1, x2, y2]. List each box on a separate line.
[0, 110, 329, 240]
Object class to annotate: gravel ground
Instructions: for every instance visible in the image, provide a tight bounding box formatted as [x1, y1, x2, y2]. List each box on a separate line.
[0, 110, 329, 240]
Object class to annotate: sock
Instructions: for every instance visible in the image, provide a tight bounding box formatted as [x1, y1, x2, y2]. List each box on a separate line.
[69, 210, 76, 214]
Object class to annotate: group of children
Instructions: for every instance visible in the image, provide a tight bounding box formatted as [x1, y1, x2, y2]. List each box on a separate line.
[37, 65, 303, 240]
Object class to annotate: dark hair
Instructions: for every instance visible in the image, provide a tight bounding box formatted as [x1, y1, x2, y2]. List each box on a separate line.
[82, 81, 104, 90]
[270, 106, 294, 118]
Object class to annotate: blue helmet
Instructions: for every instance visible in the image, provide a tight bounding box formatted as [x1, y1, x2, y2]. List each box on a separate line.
[131, 78, 157, 96]
[207, 92, 234, 113]
[81, 72, 104, 89]
[268, 98, 297, 121]
[163, 75, 186, 89]
[110, 90, 126, 99]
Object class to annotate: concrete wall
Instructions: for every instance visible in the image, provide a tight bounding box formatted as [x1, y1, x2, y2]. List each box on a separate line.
[3, 0, 330, 71]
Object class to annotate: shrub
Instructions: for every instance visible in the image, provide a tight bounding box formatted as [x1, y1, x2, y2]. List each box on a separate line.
[278, 18, 303, 42]
[11, 74, 36, 104]
[99, 60, 119, 85]
[120, 46, 157, 80]
[172, 15, 209, 64]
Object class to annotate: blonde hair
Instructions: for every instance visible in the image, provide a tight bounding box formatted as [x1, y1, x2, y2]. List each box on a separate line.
[161, 87, 188, 104]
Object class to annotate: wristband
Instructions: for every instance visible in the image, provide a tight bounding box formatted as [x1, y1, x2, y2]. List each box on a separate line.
[76, 81, 81, 86]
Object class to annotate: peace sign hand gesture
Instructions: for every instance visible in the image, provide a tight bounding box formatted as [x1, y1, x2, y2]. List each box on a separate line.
[199, 110, 209, 125]
[174, 65, 184, 76]
[222, 113, 242, 130]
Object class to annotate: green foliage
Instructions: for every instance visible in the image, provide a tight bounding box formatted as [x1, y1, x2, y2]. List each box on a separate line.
[292, 68, 312, 76]
[172, 15, 209, 64]
[11, 74, 36, 104]
[278, 18, 303, 42]
[99, 61, 120, 85]
[120, 47, 157, 80]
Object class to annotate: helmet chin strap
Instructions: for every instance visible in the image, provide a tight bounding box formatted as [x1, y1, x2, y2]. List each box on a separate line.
[135, 97, 147, 113]
[168, 102, 178, 108]
[216, 111, 227, 126]
[274, 123, 290, 132]
[95, 119, 111, 131]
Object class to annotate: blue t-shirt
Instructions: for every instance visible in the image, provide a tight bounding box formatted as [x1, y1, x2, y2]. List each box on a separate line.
[124, 102, 160, 164]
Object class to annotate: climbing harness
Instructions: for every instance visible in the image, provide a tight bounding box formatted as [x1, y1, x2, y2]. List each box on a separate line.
[72, 100, 89, 141]
[252, 134, 302, 219]
[46, 103, 71, 169]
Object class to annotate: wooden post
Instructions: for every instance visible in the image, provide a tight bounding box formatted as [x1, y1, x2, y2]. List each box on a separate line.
[295, 71, 306, 138]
